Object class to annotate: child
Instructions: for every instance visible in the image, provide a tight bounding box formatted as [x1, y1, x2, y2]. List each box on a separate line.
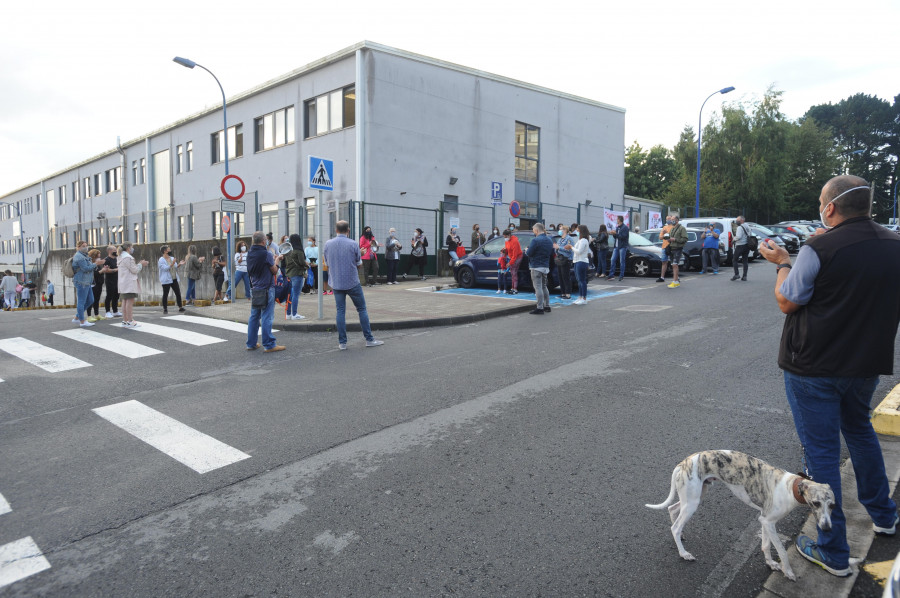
[497, 248, 510, 294]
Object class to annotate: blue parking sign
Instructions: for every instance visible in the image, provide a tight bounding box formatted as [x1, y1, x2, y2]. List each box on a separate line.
[309, 156, 334, 191]
[491, 182, 503, 200]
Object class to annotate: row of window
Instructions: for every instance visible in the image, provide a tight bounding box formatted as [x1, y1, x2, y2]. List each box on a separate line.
[0, 236, 42, 255]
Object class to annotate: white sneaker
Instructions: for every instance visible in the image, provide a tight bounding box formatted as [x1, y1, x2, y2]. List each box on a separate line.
[496, 290, 501, 294]
[113, 312, 123, 317]
[292, 314, 306, 320]
[338, 343, 347, 350]
[366, 339, 384, 347]
[80, 321, 95, 327]
[105, 312, 114, 318]
[71, 318, 80, 323]
[224, 297, 230, 302]
[574, 299, 586, 305]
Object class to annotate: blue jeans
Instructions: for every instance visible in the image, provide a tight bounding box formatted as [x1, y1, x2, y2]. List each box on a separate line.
[75, 283, 93, 322]
[246, 287, 276, 349]
[290, 276, 304, 316]
[185, 278, 197, 302]
[595, 248, 608, 276]
[333, 284, 374, 344]
[574, 261, 589, 299]
[232, 270, 251, 300]
[609, 247, 627, 278]
[783, 371, 897, 566]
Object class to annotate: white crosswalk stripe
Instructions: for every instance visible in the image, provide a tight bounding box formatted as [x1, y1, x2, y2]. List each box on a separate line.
[93, 400, 251, 474]
[163, 314, 279, 334]
[53, 329, 164, 359]
[0, 492, 10, 516]
[0, 337, 92, 372]
[0, 537, 51, 589]
[114, 321, 226, 346]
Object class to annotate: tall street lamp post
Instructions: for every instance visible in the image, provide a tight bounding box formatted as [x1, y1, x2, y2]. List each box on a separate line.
[173, 57, 234, 300]
[893, 178, 899, 224]
[0, 201, 27, 282]
[695, 86, 735, 218]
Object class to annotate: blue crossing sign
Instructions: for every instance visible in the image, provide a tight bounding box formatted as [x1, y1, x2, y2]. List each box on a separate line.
[308, 156, 334, 191]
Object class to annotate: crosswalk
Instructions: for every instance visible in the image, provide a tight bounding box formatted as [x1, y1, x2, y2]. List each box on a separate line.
[0, 492, 51, 590]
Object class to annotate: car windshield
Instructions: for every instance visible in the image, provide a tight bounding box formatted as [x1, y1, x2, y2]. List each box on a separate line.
[629, 232, 653, 246]
[750, 224, 775, 235]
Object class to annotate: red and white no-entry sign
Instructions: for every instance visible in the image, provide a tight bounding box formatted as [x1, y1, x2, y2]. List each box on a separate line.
[221, 174, 245, 200]
[221, 214, 232, 234]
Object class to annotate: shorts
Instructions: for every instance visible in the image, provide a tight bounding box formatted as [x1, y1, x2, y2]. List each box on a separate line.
[213, 271, 224, 291]
[668, 247, 684, 263]
[660, 248, 669, 262]
[121, 293, 137, 300]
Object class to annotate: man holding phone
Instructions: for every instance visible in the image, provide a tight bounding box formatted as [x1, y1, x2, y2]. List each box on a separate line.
[700, 223, 721, 274]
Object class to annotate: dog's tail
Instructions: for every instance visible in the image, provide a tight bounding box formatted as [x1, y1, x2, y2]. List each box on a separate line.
[645, 468, 678, 510]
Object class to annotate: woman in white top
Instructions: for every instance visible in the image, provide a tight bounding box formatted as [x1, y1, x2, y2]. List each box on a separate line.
[571, 224, 593, 305]
[157, 245, 186, 314]
[233, 240, 251, 301]
[117, 242, 149, 327]
[1, 270, 18, 310]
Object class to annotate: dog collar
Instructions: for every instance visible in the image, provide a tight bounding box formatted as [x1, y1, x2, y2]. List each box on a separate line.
[792, 477, 806, 505]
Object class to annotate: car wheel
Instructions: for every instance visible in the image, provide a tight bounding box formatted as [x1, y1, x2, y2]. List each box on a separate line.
[457, 267, 475, 289]
[632, 258, 651, 277]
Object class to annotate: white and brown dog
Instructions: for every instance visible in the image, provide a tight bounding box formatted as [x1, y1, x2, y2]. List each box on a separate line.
[646, 450, 835, 581]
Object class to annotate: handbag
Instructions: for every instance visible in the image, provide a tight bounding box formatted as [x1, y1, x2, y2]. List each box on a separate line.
[455, 246, 466, 258]
[250, 287, 268, 308]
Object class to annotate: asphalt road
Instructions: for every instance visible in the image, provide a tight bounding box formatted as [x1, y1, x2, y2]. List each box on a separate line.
[2, 262, 899, 597]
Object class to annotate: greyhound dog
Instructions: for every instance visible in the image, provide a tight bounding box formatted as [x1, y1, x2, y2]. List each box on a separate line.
[645, 450, 836, 581]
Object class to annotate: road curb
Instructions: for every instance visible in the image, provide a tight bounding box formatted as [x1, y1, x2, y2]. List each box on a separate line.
[873, 383, 900, 436]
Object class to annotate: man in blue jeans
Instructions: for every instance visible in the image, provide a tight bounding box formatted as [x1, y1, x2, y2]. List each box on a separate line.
[760, 174, 900, 577]
[246, 230, 285, 353]
[323, 220, 384, 350]
[72, 240, 96, 327]
[606, 215, 629, 281]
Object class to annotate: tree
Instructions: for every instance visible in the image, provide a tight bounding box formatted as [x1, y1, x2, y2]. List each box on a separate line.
[624, 142, 678, 200]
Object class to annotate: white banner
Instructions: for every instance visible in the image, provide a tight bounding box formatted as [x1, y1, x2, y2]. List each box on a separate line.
[604, 209, 630, 231]
[648, 211, 662, 230]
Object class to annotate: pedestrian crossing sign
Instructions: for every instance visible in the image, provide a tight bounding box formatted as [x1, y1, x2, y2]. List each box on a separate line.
[308, 156, 334, 191]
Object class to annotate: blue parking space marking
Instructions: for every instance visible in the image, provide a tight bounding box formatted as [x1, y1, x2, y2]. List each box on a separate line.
[438, 287, 637, 305]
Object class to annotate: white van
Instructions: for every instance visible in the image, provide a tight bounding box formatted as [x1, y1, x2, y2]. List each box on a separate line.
[678, 217, 741, 265]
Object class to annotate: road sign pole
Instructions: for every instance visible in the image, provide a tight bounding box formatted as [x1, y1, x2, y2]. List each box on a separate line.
[317, 189, 324, 320]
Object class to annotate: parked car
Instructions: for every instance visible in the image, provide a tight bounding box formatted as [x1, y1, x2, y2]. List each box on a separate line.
[748, 223, 799, 253]
[605, 232, 666, 277]
[452, 232, 594, 290]
[882, 223, 900, 233]
[746, 224, 787, 260]
[765, 224, 806, 249]
[678, 217, 741, 265]
[640, 227, 726, 271]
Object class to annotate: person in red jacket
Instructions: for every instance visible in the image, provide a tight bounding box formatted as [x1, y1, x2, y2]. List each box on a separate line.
[497, 248, 510, 294]
[503, 229, 523, 295]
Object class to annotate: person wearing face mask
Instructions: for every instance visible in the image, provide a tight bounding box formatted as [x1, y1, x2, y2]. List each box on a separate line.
[103, 245, 122, 317]
[117, 242, 149, 328]
[184, 245, 205, 306]
[471, 224, 485, 250]
[656, 216, 675, 283]
[445, 227, 462, 272]
[305, 237, 321, 292]
[402, 228, 428, 280]
[553, 225, 574, 300]
[731, 215, 751, 281]
[488, 227, 501, 241]
[360, 226, 379, 286]
[284, 234, 308, 320]
[158, 245, 186, 314]
[71, 240, 96, 327]
[759, 175, 900, 577]
[384, 228, 402, 284]
[234, 240, 252, 300]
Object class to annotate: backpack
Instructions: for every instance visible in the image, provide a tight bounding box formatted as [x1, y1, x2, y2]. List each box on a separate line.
[742, 225, 759, 252]
[62, 257, 75, 278]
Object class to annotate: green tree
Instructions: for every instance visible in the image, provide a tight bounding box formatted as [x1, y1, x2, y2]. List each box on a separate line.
[624, 142, 678, 200]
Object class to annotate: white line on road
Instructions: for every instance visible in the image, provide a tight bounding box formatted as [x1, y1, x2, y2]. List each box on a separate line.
[163, 315, 279, 333]
[0, 492, 10, 515]
[0, 537, 51, 589]
[53, 329, 164, 359]
[0, 337, 92, 373]
[92, 400, 251, 474]
[115, 322, 226, 346]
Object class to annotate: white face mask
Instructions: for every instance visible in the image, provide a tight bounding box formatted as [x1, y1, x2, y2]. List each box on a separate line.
[819, 185, 870, 229]
[241, 247, 247, 253]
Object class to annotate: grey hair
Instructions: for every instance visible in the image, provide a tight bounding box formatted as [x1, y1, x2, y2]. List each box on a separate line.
[252, 231, 266, 245]
[533, 222, 545, 233]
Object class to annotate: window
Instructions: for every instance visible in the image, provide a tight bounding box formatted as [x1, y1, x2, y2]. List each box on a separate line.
[83, 177, 92, 198]
[94, 173, 103, 196]
[105, 167, 120, 191]
[515, 122, 540, 183]
[305, 86, 354, 138]
[132, 160, 138, 185]
[255, 106, 295, 152]
[211, 124, 243, 164]
[176, 145, 183, 174]
[259, 203, 278, 236]
[72, 181, 80, 203]
[140, 158, 146, 185]
[59, 185, 67, 205]
[186, 141, 193, 171]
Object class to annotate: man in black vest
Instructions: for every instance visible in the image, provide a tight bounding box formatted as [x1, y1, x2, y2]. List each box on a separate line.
[760, 175, 900, 577]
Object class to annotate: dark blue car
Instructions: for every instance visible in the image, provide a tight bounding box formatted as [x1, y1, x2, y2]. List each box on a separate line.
[452, 232, 594, 290]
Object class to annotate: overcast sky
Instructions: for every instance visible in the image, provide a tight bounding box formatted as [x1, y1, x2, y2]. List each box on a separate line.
[1, 0, 897, 196]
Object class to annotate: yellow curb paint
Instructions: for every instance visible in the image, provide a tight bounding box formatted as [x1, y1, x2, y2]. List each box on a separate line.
[873, 383, 900, 436]
[862, 559, 893, 586]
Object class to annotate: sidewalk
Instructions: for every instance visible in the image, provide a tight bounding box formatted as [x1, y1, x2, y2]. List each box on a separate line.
[191, 276, 535, 331]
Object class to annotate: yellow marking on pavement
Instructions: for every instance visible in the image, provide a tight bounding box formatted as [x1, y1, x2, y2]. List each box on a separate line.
[862, 559, 893, 586]
[873, 383, 900, 436]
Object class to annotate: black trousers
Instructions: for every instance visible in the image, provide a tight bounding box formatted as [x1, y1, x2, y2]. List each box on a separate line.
[733, 245, 750, 278]
[162, 281, 183, 311]
[405, 255, 425, 277]
[104, 282, 119, 313]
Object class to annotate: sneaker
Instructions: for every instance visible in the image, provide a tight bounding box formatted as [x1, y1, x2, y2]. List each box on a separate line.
[264, 345, 286, 353]
[795, 535, 851, 577]
[713, 271, 719, 275]
[874, 514, 899, 536]
[80, 321, 95, 327]
[529, 309, 544, 315]
[72, 318, 80, 323]
[292, 314, 306, 320]
[338, 343, 347, 350]
[511, 289, 518, 295]
[573, 298, 586, 305]
[698, 271, 706, 275]
[741, 277, 747, 282]
[223, 297, 230, 302]
[113, 312, 123, 317]
[618, 277, 624, 281]
[105, 312, 114, 318]
[668, 282, 680, 288]
[178, 307, 186, 312]
[401, 274, 407, 280]
[543, 306, 551, 313]
[731, 275, 740, 281]
[606, 276, 615, 281]
[655, 277, 665, 283]
[246, 343, 261, 351]
[366, 339, 384, 347]
[496, 290, 501, 294]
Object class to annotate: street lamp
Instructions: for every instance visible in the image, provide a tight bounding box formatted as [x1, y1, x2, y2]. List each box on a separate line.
[893, 178, 899, 224]
[695, 86, 735, 218]
[173, 56, 234, 300]
[0, 201, 27, 283]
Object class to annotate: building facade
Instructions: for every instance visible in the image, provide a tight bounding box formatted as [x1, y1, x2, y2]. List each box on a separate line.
[0, 41, 625, 277]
